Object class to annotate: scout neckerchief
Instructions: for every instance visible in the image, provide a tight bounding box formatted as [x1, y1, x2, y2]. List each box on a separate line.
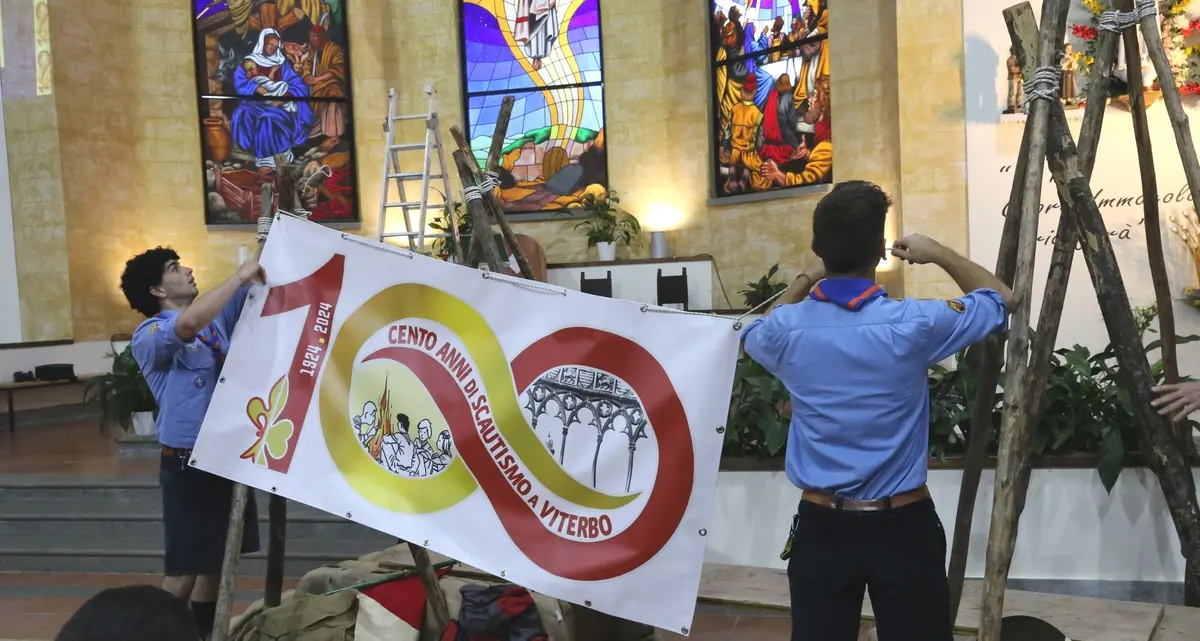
[809, 277, 886, 311]
[157, 313, 225, 374]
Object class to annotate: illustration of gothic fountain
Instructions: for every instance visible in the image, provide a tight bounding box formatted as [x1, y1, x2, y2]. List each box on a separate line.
[521, 366, 648, 493]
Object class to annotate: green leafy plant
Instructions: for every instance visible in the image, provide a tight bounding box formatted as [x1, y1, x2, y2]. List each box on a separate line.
[429, 202, 471, 260]
[740, 264, 789, 309]
[83, 343, 157, 433]
[574, 189, 642, 248]
[724, 355, 792, 458]
[924, 305, 1200, 492]
[725, 298, 1200, 490]
[928, 350, 1001, 461]
[429, 201, 505, 263]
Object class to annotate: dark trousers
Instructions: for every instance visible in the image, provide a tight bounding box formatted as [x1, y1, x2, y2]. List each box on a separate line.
[787, 497, 953, 641]
[160, 448, 260, 577]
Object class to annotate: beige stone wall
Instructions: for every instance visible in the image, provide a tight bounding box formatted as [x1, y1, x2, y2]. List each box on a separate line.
[896, 0, 972, 299]
[2, 0, 71, 341]
[11, 0, 973, 342]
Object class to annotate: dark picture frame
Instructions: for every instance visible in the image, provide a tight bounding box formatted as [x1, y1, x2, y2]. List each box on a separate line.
[456, 0, 610, 219]
[191, 0, 361, 227]
[708, 0, 832, 200]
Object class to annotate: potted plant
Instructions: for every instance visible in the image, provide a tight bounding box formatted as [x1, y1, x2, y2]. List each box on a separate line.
[574, 189, 641, 261]
[740, 264, 789, 309]
[84, 343, 158, 437]
[723, 355, 792, 460]
[429, 202, 471, 262]
[429, 201, 507, 264]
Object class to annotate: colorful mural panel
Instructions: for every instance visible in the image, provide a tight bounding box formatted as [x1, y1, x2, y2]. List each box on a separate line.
[192, 0, 359, 225]
[460, 0, 609, 215]
[709, 0, 832, 198]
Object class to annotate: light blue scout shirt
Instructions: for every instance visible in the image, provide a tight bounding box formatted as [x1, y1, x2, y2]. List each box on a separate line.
[131, 288, 251, 449]
[741, 277, 1008, 500]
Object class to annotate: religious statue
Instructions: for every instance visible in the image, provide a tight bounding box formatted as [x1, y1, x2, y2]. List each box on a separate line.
[1061, 43, 1078, 106]
[1005, 47, 1024, 114]
[1114, 9, 1161, 91]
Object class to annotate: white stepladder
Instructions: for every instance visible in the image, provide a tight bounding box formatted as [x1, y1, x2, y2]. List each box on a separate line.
[376, 85, 460, 253]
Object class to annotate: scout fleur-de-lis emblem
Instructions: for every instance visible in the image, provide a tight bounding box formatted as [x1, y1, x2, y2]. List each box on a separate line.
[240, 375, 296, 467]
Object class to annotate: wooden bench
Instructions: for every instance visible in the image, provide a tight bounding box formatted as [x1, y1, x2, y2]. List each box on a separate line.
[0, 374, 100, 433]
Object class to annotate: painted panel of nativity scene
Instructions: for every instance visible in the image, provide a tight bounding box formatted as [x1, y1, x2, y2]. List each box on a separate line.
[710, 0, 832, 197]
[461, 0, 610, 215]
[193, 0, 359, 225]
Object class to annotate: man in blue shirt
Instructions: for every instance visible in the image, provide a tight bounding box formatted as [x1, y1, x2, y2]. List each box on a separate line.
[742, 181, 1013, 641]
[120, 248, 265, 640]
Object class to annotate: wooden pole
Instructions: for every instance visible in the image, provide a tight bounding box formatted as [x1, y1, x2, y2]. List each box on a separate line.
[945, 6, 1113, 619]
[211, 483, 249, 641]
[409, 544, 452, 631]
[1116, 0, 1182, 411]
[946, 123, 1028, 626]
[1009, 4, 1116, 512]
[485, 98, 515, 172]
[453, 150, 507, 271]
[212, 182, 275, 641]
[448, 121, 536, 280]
[1140, 7, 1200, 332]
[264, 494, 287, 608]
[947, 11, 1119, 621]
[1132, 2, 1200, 606]
[1043, 101, 1200, 609]
[460, 97, 517, 272]
[978, 3, 1067, 640]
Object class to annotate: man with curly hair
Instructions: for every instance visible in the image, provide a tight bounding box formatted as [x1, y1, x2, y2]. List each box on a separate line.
[119, 242, 266, 640]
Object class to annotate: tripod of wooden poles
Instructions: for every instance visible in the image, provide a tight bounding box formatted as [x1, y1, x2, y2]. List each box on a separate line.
[942, 2, 1200, 640]
[207, 95, 534, 641]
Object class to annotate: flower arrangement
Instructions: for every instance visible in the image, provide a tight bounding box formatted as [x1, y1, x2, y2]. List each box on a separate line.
[1160, 0, 1200, 93]
[1068, 0, 1105, 85]
[1070, 0, 1199, 94]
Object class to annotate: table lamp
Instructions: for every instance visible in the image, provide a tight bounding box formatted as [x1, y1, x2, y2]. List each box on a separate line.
[650, 231, 670, 259]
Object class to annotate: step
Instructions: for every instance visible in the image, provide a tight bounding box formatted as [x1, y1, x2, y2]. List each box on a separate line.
[0, 513, 397, 548]
[0, 548, 352, 577]
[388, 172, 444, 180]
[0, 476, 397, 576]
[0, 481, 332, 519]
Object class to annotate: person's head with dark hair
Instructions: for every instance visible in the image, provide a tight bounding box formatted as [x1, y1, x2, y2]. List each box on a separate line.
[56, 585, 199, 641]
[811, 180, 892, 278]
[397, 413, 410, 433]
[120, 247, 197, 317]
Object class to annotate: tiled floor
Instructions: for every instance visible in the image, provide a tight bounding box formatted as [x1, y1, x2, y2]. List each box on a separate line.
[0, 571, 791, 640]
[660, 609, 791, 640]
[0, 572, 299, 640]
[0, 420, 155, 478]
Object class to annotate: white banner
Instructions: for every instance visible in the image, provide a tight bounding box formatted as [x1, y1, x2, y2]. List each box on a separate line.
[964, 0, 1200, 366]
[192, 216, 740, 633]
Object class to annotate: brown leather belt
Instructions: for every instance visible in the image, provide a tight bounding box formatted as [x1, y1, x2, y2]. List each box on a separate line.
[162, 446, 192, 458]
[801, 485, 930, 512]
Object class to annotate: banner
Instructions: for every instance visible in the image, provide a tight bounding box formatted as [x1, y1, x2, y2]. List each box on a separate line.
[191, 216, 740, 632]
[964, 0, 1200, 364]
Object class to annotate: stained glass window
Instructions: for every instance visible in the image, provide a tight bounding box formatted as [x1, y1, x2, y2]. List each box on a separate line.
[192, 0, 360, 226]
[460, 0, 609, 216]
[709, 0, 832, 198]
